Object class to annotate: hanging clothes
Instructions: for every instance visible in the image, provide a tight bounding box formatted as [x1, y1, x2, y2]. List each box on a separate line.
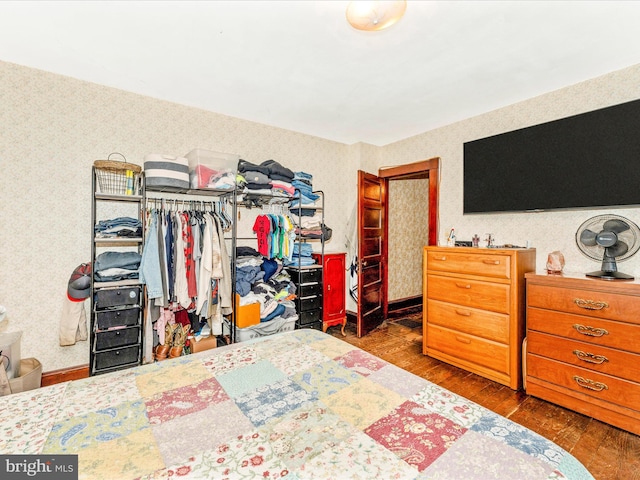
[140, 199, 234, 346]
[253, 213, 296, 261]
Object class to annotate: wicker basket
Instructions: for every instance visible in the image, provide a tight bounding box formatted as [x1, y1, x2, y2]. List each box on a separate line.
[94, 153, 142, 195]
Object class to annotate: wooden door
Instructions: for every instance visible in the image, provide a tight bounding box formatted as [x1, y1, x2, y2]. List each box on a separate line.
[357, 171, 388, 337]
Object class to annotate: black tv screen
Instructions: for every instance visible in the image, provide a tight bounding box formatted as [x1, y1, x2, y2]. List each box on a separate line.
[463, 99, 640, 214]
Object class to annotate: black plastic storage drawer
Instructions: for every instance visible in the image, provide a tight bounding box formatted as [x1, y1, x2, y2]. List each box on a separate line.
[297, 319, 323, 331]
[297, 282, 322, 297]
[94, 345, 140, 371]
[289, 266, 322, 284]
[297, 295, 322, 312]
[95, 306, 140, 330]
[95, 326, 140, 351]
[298, 308, 322, 325]
[94, 286, 141, 309]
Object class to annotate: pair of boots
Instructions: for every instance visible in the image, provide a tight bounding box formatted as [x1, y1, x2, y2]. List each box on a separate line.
[155, 323, 190, 361]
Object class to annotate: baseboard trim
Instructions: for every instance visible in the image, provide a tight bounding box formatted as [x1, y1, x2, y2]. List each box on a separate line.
[41, 365, 89, 387]
[388, 295, 422, 318]
[46, 299, 421, 382]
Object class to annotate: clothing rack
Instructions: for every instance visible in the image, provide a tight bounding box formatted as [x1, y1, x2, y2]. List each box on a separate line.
[261, 203, 288, 215]
[146, 197, 234, 231]
[143, 188, 239, 350]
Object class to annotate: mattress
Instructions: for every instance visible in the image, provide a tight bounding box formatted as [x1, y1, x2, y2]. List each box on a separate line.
[0, 329, 593, 479]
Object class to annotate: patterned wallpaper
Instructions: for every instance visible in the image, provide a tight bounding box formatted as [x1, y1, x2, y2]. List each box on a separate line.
[1, 59, 639, 373]
[376, 63, 640, 282]
[0, 61, 355, 372]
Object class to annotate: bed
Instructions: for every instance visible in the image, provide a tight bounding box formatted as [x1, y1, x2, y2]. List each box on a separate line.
[1, 329, 593, 479]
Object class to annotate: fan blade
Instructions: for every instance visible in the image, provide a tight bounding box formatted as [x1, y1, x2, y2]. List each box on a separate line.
[580, 229, 598, 246]
[603, 219, 630, 234]
[606, 241, 629, 258]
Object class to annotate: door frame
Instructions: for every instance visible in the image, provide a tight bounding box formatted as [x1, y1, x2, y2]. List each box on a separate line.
[378, 158, 439, 247]
[354, 158, 439, 334]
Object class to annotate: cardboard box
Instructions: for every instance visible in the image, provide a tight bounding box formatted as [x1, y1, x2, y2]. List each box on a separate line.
[189, 335, 217, 354]
[235, 295, 261, 328]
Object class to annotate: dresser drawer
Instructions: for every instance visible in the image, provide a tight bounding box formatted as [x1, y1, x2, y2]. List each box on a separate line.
[527, 307, 640, 354]
[297, 308, 322, 325]
[298, 282, 322, 297]
[527, 354, 640, 411]
[94, 345, 140, 371]
[289, 266, 322, 284]
[527, 331, 640, 382]
[95, 306, 141, 330]
[427, 274, 510, 314]
[427, 299, 509, 343]
[296, 295, 322, 312]
[527, 283, 640, 324]
[426, 324, 509, 375]
[426, 250, 511, 279]
[95, 326, 141, 351]
[94, 286, 141, 309]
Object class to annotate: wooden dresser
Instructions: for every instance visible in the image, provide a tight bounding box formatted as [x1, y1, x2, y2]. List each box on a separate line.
[525, 273, 640, 435]
[423, 246, 536, 389]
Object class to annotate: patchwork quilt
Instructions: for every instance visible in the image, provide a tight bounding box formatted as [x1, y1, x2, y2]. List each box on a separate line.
[0, 329, 593, 479]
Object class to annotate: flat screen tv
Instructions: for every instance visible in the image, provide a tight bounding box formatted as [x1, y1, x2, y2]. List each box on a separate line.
[463, 98, 640, 214]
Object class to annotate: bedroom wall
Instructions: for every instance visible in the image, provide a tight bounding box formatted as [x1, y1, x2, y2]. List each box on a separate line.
[0, 60, 357, 372]
[388, 178, 429, 301]
[373, 63, 640, 280]
[2, 59, 639, 373]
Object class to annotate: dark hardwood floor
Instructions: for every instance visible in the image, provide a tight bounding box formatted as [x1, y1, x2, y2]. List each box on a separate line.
[327, 316, 640, 480]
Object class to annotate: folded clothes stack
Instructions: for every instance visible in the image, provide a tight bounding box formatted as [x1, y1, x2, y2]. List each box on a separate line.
[94, 251, 141, 282]
[289, 212, 323, 238]
[291, 171, 319, 206]
[237, 159, 296, 199]
[284, 242, 316, 267]
[94, 216, 142, 238]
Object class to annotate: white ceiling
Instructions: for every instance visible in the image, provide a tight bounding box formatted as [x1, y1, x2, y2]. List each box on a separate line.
[1, 1, 640, 146]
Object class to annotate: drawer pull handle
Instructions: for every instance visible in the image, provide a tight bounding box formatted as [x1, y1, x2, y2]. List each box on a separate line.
[574, 298, 609, 310]
[482, 259, 500, 265]
[434, 256, 447, 261]
[572, 324, 609, 337]
[573, 350, 609, 365]
[455, 283, 471, 289]
[455, 336, 471, 344]
[455, 309, 472, 317]
[573, 375, 608, 392]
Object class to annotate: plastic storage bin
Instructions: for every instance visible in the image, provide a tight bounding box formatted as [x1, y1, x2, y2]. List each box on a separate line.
[185, 148, 239, 190]
[224, 316, 297, 342]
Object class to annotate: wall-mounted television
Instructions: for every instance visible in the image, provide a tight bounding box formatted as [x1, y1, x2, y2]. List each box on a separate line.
[463, 99, 640, 214]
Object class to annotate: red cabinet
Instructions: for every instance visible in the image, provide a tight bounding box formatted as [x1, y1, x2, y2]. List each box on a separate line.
[312, 252, 347, 336]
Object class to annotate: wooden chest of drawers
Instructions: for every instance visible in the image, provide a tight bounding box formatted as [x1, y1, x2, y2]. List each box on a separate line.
[525, 273, 640, 435]
[423, 246, 536, 389]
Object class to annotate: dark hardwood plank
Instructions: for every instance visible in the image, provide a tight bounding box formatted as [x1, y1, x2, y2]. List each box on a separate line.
[332, 317, 640, 480]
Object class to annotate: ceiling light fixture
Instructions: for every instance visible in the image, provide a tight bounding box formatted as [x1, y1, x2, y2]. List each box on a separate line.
[346, 1, 407, 32]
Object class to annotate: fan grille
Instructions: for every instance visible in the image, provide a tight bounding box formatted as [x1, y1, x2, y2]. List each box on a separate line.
[576, 214, 640, 263]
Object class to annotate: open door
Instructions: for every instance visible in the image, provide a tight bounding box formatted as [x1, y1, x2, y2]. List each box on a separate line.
[357, 170, 388, 337]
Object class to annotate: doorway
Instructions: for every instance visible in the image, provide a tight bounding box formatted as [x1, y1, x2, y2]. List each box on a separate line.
[355, 158, 439, 337]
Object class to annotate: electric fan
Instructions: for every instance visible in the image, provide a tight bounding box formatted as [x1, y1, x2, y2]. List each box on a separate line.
[575, 214, 640, 280]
